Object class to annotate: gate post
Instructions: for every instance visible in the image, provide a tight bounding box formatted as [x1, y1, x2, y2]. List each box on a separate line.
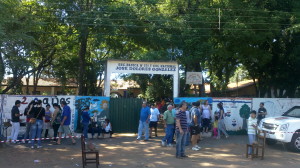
[104, 61, 111, 97]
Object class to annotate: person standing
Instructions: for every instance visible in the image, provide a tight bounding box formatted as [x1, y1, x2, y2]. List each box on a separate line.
[81, 106, 91, 139]
[161, 105, 175, 147]
[149, 104, 160, 138]
[10, 100, 22, 143]
[190, 102, 201, 151]
[201, 100, 212, 134]
[30, 100, 45, 148]
[185, 107, 192, 146]
[43, 104, 52, 138]
[247, 110, 257, 155]
[51, 103, 62, 142]
[212, 116, 219, 138]
[175, 102, 188, 159]
[56, 101, 76, 145]
[22, 100, 34, 144]
[136, 102, 151, 141]
[217, 103, 229, 139]
[257, 103, 267, 125]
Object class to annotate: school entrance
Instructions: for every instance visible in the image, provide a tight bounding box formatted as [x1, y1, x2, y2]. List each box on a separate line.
[105, 60, 179, 133]
[109, 98, 143, 133]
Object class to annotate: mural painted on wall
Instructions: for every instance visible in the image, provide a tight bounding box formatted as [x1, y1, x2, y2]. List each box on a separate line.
[252, 98, 300, 117]
[174, 97, 213, 105]
[213, 98, 252, 131]
[2, 95, 76, 131]
[74, 96, 110, 132]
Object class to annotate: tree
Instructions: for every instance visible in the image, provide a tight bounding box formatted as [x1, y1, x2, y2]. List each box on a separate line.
[239, 104, 251, 130]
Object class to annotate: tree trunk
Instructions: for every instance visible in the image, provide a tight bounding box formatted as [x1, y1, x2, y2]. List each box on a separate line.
[25, 76, 30, 95]
[78, 30, 89, 96]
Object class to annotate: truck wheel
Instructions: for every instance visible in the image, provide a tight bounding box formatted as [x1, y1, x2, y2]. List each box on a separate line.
[288, 133, 300, 152]
[266, 138, 277, 145]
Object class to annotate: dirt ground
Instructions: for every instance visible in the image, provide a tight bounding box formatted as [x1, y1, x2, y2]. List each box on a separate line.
[0, 132, 299, 168]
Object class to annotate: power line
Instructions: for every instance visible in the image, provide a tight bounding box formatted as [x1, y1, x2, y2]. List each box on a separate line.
[29, 29, 291, 37]
[24, 20, 288, 31]
[23, 2, 300, 14]
[29, 15, 296, 26]
[25, 8, 298, 20]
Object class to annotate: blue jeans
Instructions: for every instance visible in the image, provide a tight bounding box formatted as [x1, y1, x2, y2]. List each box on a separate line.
[137, 120, 149, 140]
[92, 126, 101, 137]
[30, 120, 43, 146]
[82, 123, 89, 138]
[176, 130, 187, 157]
[162, 124, 174, 145]
[185, 125, 191, 146]
[248, 134, 256, 154]
[24, 122, 31, 140]
[218, 119, 228, 138]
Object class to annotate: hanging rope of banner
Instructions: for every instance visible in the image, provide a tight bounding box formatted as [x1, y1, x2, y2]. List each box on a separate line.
[0, 135, 82, 143]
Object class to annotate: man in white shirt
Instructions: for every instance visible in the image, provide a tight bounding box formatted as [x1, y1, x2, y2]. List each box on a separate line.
[149, 104, 160, 138]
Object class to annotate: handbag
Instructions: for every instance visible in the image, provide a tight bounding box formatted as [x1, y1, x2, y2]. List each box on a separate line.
[29, 108, 43, 124]
[29, 118, 36, 124]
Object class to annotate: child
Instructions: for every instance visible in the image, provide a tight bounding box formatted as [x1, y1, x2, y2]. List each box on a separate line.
[248, 110, 257, 155]
[213, 116, 219, 138]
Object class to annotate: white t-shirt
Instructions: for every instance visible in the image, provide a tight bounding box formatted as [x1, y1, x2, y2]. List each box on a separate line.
[105, 123, 112, 132]
[150, 108, 160, 122]
[202, 105, 211, 119]
[247, 117, 257, 135]
[186, 110, 192, 124]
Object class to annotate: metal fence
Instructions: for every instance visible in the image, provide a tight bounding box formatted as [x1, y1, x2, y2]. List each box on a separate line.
[109, 98, 142, 133]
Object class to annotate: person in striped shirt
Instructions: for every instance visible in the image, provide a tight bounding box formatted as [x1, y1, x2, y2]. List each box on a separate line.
[175, 102, 188, 159]
[247, 110, 257, 155]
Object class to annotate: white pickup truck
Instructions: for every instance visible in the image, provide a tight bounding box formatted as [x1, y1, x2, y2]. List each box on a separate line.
[258, 106, 300, 152]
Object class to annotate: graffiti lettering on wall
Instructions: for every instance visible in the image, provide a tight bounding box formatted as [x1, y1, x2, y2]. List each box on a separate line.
[2, 95, 76, 131]
[74, 96, 110, 132]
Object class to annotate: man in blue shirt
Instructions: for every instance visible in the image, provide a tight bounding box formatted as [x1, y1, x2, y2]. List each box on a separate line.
[81, 106, 91, 139]
[137, 101, 151, 141]
[56, 101, 76, 145]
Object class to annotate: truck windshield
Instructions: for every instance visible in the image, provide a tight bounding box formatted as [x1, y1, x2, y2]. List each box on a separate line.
[282, 108, 300, 118]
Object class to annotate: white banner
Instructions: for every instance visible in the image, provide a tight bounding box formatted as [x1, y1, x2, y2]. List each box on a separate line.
[107, 60, 179, 75]
[186, 72, 202, 84]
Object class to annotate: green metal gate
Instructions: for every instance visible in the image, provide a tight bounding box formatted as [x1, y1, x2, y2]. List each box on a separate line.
[109, 98, 142, 133]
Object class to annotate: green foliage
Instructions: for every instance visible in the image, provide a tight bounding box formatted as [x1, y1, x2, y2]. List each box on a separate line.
[239, 104, 251, 119]
[1, 0, 300, 97]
